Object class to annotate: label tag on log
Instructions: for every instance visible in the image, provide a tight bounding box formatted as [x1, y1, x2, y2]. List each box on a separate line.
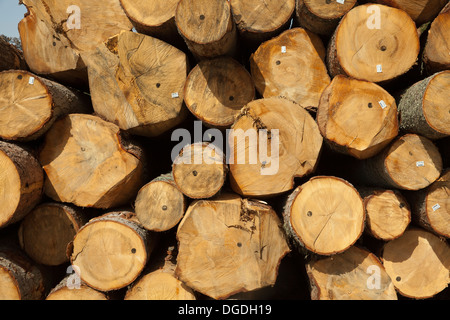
[336, 0, 345, 4]
[28, 77, 35, 85]
[281, 46, 287, 53]
[378, 100, 387, 109]
[416, 161, 425, 167]
[172, 92, 179, 98]
[432, 204, 441, 211]
[376, 65, 382, 73]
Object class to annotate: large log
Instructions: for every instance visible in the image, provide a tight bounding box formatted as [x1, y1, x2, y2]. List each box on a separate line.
[422, 3, 450, 75]
[295, 0, 357, 36]
[283, 176, 365, 256]
[183, 56, 255, 129]
[18, 0, 132, 88]
[0, 141, 43, 229]
[316, 75, 399, 159]
[382, 228, 450, 299]
[229, 97, 323, 198]
[327, 4, 420, 84]
[0, 70, 92, 141]
[175, 193, 290, 300]
[0, 36, 28, 71]
[351, 134, 443, 191]
[306, 246, 397, 300]
[175, 0, 238, 60]
[374, 0, 448, 25]
[398, 70, 450, 140]
[18, 202, 90, 266]
[70, 211, 154, 292]
[250, 28, 330, 112]
[39, 114, 146, 209]
[230, 0, 295, 47]
[84, 31, 188, 138]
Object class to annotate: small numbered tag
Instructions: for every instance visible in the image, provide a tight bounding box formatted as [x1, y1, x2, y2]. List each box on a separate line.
[376, 64, 383, 73]
[336, 0, 345, 4]
[171, 92, 179, 98]
[281, 46, 286, 53]
[378, 100, 387, 109]
[28, 77, 35, 85]
[416, 161, 425, 167]
[432, 203, 441, 211]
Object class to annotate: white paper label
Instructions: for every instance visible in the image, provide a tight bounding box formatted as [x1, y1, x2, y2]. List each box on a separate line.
[432, 203, 441, 211]
[416, 161, 425, 167]
[28, 77, 35, 85]
[376, 64, 383, 73]
[171, 92, 179, 98]
[378, 100, 387, 109]
[336, 0, 345, 4]
[281, 46, 286, 53]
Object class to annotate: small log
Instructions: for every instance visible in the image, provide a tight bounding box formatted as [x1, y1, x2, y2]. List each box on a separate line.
[39, 114, 146, 209]
[172, 142, 228, 199]
[135, 173, 187, 232]
[352, 134, 443, 191]
[406, 169, 450, 238]
[295, 0, 357, 36]
[18, 202, 90, 266]
[229, 97, 323, 197]
[0, 70, 91, 141]
[398, 70, 450, 140]
[46, 275, 108, 300]
[316, 75, 399, 159]
[18, 0, 132, 88]
[118, 0, 183, 47]
[382, 228, 450, 299]
[283, 176, 365, 256]
[175, 0, 238, 60]
[327, 4, 420, 84]
[359, 188, 411, 241]
[422, 3, 450, 75]
[374, 0, 448, 25]
[70, 211, 154, 292]
[84, 31, 188, 138]
[0, 141, 43, 229]
[250, 28, 330, 112]
[230, 0, 295, 46]
[183, 56, 255, 128]
[306, 246, 397, 300]
[175, 193, 290, 300]
[0, 36, 28, 71]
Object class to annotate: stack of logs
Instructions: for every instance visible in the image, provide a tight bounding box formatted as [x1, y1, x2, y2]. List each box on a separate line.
[0, 0, 448, 300]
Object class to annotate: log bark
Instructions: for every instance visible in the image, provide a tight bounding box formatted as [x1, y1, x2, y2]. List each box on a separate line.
[18, 0, 132, 88]
[359, 188, 411, 241]
[70, 211, 154, 292]
[172, 142, 228, 199]
[46, 275, 108, 300]
[327, 4, 420, 84]
[135, 173, 187, 232]
[316, 75, 399, 159]
[0, 245, 47, 300]
[382, 228, 450, 299]
[230, 0, 295, 47]
[18, 202, 90, 266]
[0, 36, 28, 71]
[175, 193, 290, 300]
[0, 141, 43, 229]
[39, 114, 146, 209]
[183, 56, 255, 129]
[398, 70, 450, 140]
[406, 169, 450, 238]
[306, 245, 397, 300]
[352, 134, 443, 191]
[295, 0, 357, 36]
[118, 0, 183, 47]
[229, 97, 323, 197]
[422, 3, 450, 75]
[374, 0, 448, 25]
[250, 27, 330, 112]
[84, 31, 189, 138]
[283, 176, 365, 256]
[0, 70, 92, 141]
[175, 0, 238, 60]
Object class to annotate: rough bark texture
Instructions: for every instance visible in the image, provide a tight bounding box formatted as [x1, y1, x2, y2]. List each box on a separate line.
[0, 37, 28, 71]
